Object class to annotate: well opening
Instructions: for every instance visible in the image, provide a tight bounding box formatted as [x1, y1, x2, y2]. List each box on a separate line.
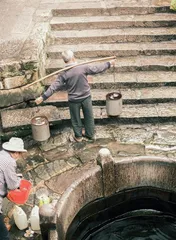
[50, 153, 176, 240]
[66, 186, 176, 240]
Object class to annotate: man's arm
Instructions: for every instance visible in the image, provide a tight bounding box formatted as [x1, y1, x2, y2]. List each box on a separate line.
[35, 75, 65, 105]
[4, 163, 20, 190]
[85, 60, 115, 75]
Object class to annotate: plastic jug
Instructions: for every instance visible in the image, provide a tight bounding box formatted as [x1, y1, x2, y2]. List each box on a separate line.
[13, 206, 28, 230]
[39, 196, 51, 207]
[30, 205, 40, 231]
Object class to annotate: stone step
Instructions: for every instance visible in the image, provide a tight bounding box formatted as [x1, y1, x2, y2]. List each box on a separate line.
[35, 87, 176, 107]
[47, 42, 176, 59]
[46, 55, 176, 73]
[52, 0, 171, 17]
[50, 27, 176, 45]
[1, 106, 61, 131]
[50, 14, 176, 30]
[43, 71, 176, 89]
[1, 102, 176, 131]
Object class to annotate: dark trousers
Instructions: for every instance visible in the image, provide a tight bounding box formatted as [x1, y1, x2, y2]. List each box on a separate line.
[69, 96, 94, 139]
[0, 214, 9, 240]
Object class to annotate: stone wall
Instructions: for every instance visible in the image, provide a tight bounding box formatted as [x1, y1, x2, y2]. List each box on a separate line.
[0, 5, 51, 112]
[0, 60, 44, 110]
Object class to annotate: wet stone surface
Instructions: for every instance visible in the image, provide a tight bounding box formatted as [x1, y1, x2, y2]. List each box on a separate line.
[5, 122, 175, 239]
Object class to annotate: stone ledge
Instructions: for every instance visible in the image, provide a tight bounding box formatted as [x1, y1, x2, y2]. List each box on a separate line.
[47, 42, 176, 59]
[50, 14, 176, 30]
[1, 105, 62, 131]
[43, 71, 176, 90]
[46, 56, 176, 74]
[41, 87, 176, 107]
[51, 27, 176, 45]
[1, 103, 176, 131]
[52, 0, 171, 17]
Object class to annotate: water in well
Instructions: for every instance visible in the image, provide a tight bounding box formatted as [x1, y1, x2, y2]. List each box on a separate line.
[84, 212, 176, 240]
[66, 187, 176, 240]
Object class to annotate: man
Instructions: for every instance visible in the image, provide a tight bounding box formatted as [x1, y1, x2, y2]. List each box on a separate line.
[0, 137, 27, 240]
[35, 50, 115, 142]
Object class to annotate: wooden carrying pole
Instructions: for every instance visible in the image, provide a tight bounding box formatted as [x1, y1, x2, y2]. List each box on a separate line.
[25, 56, 116, 88]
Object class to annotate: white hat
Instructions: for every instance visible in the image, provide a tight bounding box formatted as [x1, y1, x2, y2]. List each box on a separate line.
[2, 137, 27, 152]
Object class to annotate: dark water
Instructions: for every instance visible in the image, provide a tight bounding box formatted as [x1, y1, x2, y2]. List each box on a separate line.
[85, 213, 176, 240]
[66, 188, 176, 240]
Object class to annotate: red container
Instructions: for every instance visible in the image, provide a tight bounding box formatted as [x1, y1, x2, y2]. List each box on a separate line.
[7, 179, 32, 205]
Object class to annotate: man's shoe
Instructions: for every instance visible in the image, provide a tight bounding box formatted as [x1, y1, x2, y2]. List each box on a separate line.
[73, 136, 83, 143]
[69, 135, 83, 143]
[83, 136, 95, 143]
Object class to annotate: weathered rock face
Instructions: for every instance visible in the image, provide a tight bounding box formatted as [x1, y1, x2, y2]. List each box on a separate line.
[0, 60, 44, 109]
[3, 76, 27, 89]
[0, 60, 38, 79]
[0, 88, 23, 108]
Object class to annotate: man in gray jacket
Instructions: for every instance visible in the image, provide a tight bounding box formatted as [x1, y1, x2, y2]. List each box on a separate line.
[0, 137, 27, 240]
[35, 50, 115, 142]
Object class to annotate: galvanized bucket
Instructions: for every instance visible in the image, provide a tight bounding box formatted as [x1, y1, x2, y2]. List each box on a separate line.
[106, 92, 122, 116]
[31, 116, 50, 141]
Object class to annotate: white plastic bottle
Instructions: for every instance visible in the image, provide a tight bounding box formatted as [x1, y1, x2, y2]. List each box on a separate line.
[30, 205, 40, 231]
[13, 206, 28, 230]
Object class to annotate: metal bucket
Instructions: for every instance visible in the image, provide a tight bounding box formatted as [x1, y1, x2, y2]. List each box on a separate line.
[106, 92, 122, 116]
[31, 116, 50, 141]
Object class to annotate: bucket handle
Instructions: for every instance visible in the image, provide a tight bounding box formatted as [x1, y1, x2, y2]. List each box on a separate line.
[112, 65, 121, 94]
[31, 106, 40, 118]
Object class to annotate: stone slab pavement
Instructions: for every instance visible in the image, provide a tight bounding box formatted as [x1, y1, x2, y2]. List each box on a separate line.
[5, 122, 176, 239]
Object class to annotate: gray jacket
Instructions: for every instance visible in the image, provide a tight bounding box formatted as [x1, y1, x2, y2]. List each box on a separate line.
[42, 62, 110, 102]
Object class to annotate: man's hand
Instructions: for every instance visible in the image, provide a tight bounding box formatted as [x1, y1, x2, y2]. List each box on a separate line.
[17, 173, 23, 178]
[109, 59, 116, 68]
[35, 96, 43, 105]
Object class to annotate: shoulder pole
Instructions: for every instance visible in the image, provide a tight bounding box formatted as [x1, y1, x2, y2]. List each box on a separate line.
[25, 56, 116, 88]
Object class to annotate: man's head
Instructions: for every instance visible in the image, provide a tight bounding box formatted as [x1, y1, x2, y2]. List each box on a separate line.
[2, 137, 27, 160]
[62, 50, 75, 63]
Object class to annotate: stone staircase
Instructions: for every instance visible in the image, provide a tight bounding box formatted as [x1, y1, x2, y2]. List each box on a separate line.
[1, 0, 176, 137]
[2, 2, 176, 239]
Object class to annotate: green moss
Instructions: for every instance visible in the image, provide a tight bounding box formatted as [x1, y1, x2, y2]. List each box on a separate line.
[8, 65, 16, 72]
[21, 61, 38, 71]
